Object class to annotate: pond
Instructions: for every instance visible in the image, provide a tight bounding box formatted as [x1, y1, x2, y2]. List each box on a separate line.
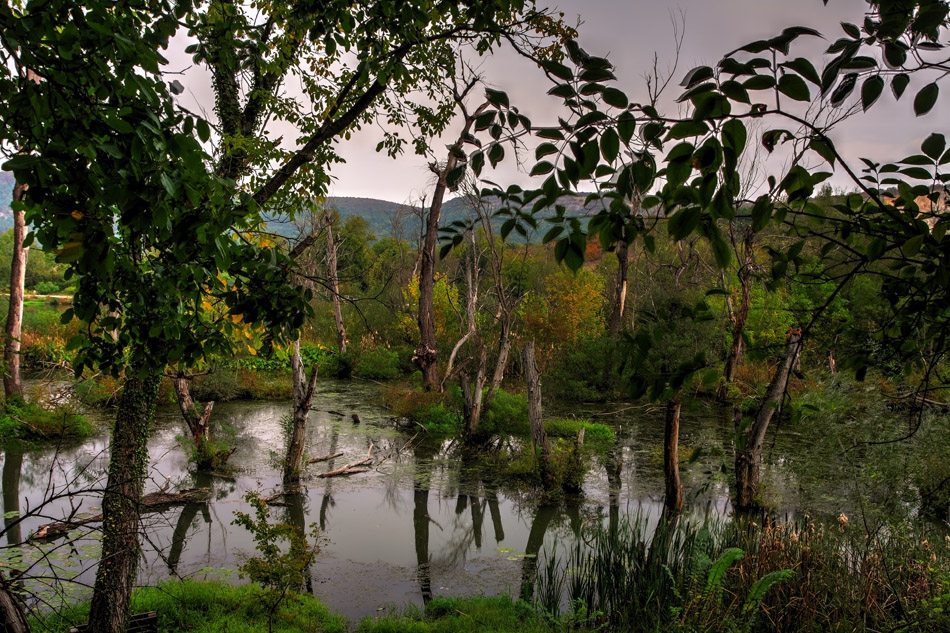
[0, 378, 882, 621]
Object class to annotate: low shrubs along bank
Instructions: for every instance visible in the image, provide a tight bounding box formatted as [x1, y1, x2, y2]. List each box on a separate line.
[29, 511, 949, 633]
[0, 398, 93, 443]
[536, 514, 950, 633]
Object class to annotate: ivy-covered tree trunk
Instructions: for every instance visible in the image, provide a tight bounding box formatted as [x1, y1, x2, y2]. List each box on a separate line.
[88, 369, 161, 633]
[323, 207, 347, 355]
[284, 340, 318, 484]
[663, 388, 684, 519]
[3, 182, 29, 401]
[734, 330, 802, 512]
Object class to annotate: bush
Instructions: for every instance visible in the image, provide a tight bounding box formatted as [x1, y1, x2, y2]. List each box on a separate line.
[354, 347, 401, 380]
[544, 417, 614, 451]
[482, 389, 529, 435]
[0, 399, 94, 442]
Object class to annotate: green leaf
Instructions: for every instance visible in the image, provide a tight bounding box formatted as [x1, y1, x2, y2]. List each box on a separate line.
[485, 88, 510, 109]
[617, 111, 637, 144]
[914, 83, 939, 116]
[860, 75, 885, 111]
[600, 128, 620, 163]
[668, 206, 701, 240]
[540, 60, 573, 81]
[922, 133, 946, 160]
[536, 143, 558, 160]
[751, 195, 773, 232]
[743, 74, 776, 91]
[883, 41, 907, 68]
[667, 120, 709, 140]
[782, 57, 821, 85]
[602, 87, 629, 109]
[680, 65, 714, 88]
[196, 118, 211, 143]
[809, 137, 836, 166]
[891, 73, 910, 100]
[777, 74, 810, 101]
[446, 165, 466, 188]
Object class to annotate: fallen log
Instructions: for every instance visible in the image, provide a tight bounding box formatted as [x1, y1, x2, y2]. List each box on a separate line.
[307, 451, 344, 464]
[317, 444, 374, 478]
[31, 488, 211, 541]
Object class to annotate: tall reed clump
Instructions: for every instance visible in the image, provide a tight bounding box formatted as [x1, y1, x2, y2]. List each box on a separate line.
[535, 515, 950, 633]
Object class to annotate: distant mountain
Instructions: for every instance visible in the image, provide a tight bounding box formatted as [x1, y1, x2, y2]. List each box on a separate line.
[0, 176, 601, 242]
[265, 193, 602, 241]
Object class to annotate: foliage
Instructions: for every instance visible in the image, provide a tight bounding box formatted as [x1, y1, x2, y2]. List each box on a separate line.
[0, 398, 93, 442]
[543, 417, 613, 451]
[536, 515, 950, 633]
[481, 388, 529, 435]
[232, 492, 320, 633]
[33, 580, 347, 633]
[353, 347, 402, 381]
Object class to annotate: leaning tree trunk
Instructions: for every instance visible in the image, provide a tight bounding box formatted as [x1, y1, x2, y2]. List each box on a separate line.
[284, 340, 319, 484]
[734, 330, 803, 512]
[4, 182, 29, 401]
[663, 388, 684, 519]
[88, 369, 161, 633]
[461, 346, 487, 436]
[323, 207, 347, 355]
[524, 340, 551, 487]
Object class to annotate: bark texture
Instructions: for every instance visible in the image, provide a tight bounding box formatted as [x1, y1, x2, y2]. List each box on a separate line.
[284, 340, 319, 484]
[720, 227, 756, 398]
[0, 572, 30, 633]
[88, 370, 161, 633]
[734, 330, 803, 511]
[4, 182, 29, 400]
[323, 207, 347, 355]
[524, 340, 550, 485]
[663, 389, 684, 519]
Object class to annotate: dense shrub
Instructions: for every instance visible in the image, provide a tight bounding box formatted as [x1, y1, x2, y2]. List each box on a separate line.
[0, 399, 93, 442]
[353, 347, 401, 380]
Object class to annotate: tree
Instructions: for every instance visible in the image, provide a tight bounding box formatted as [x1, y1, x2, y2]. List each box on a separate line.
[470, 1, 950, 513]
[3, 181, 27, 400]
[1, 2, 572, 630]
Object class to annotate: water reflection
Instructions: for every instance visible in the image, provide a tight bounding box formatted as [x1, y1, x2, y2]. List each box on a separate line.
[3, 379, 856, 620]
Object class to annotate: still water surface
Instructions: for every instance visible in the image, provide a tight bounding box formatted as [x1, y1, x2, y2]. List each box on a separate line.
[1, 379, 835, 620]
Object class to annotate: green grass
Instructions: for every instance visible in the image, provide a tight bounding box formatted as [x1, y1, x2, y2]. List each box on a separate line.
[358, 595, 575, 633]
[35, 581, 347, 633]
[543, 417, 613, 450]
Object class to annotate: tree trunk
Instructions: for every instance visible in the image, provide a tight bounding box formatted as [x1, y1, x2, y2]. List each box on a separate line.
[284, 340, 318, 484]
[607, 239, 629, 339]
[720, 227, 755, 399]
[487, 325, 511, 400]
[173, 375, 214, 441]
[461, 346, 487, 435]
[663, 389, 684, 519]
[734, 330, 802, 512]
[88, 369, 161, 633]
[4, 183, 29, 400]
[0, 571, 30, 633]
[323, 207, 347, 355]
[524, 340, 550, 486]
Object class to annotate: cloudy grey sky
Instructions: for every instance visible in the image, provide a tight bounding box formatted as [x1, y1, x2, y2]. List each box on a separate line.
[182, 1, 945, 203]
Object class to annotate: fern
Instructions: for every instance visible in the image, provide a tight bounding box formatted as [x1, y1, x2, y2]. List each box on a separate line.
[742, 569, 794, 615]
[703, 547, 744, 603]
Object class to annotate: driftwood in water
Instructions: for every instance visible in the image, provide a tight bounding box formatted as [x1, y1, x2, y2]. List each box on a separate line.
[31, 488, 211, 541]
[308, 451, 344, 464]
[317, 444, 374, 478]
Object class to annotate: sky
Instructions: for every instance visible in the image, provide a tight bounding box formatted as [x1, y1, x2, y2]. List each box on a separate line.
[175, 0, 945, 203]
